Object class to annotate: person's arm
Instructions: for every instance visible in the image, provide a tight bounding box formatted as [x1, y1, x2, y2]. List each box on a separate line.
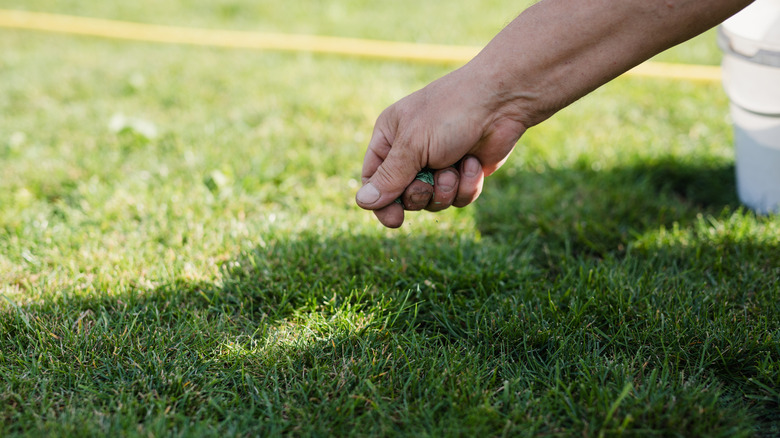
[356, 0, 754, 228]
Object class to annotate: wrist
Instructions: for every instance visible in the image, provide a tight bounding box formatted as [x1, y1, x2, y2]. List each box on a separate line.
[455, 53, 541, 133]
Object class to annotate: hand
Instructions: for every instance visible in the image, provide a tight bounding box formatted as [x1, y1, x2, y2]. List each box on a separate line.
[355, 65, 527, 228]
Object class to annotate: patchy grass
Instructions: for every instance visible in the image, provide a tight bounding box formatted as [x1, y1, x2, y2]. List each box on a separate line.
[1, 1, 778, 436]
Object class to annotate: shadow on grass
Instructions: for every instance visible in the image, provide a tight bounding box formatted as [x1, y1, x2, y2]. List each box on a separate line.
[3, 223, 779, 435]
[4, 159, 780, 435]
[0, 230, 539, 435]
[471, 156, 779, 434]
[475, 157, 741, 261]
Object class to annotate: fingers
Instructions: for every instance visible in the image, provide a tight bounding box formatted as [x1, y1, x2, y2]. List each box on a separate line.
[361, 155, 484, 228]
[357, 115, 422, 212]
[371, 176, 434, 228]
[401, 178, 434, 211]
[387, 155, 482, 222]
[454, 156, 483, 207]
[373, 202, 405, 229]
[426, 168, 459, 212]
[394, 155, 482, 217]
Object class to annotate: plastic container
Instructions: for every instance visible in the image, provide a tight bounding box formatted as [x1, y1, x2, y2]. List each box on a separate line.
[718, 0, 780, 214]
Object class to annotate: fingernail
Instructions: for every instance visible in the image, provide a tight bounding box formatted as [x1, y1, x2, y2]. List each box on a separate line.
[356, 183, 381, 205]
[437, 170, 457, 193]
[464, 157, 481, 177]
[410, 191, 429, 205]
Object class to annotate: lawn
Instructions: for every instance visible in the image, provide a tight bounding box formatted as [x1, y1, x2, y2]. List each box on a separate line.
[1, 1, 779, 436]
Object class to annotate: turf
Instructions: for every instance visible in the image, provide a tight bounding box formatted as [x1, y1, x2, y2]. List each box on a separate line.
[1, 1, 779, 437]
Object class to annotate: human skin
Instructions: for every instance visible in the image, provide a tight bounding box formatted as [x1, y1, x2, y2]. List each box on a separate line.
[356, 0, 754, 228]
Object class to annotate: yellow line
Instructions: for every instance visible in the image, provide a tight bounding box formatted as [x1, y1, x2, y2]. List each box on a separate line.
[0, 9, 721, 82]
[628, 61, 721, 82]
[0, 9, 480, 64]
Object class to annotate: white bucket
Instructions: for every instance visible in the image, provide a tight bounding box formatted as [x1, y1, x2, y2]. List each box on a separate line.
[719, 0, 780, 214]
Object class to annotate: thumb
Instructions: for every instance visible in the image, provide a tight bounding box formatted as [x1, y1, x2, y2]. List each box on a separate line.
[356, 147, 420, 210]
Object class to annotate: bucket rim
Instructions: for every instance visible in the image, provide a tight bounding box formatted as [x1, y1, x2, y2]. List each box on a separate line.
[718, 26, 780, 67]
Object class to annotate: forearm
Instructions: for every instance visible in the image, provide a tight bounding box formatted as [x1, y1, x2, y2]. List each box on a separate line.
[356, 0, 754, 227]
[467, 0, 754, 128]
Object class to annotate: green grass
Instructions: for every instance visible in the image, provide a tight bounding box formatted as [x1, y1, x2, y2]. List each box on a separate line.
[1, 1, 779, 437]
